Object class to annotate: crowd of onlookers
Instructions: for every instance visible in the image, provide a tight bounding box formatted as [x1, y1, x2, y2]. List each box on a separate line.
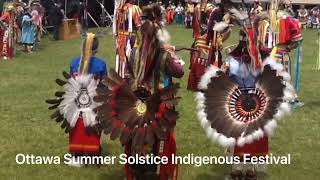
[297, 5, 320, 29]
[152, 0, 320, 30]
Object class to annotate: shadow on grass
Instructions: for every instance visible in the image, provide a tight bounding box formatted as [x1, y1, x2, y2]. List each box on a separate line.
[99, 168, 124, 180]
[194, 166, 269, 180]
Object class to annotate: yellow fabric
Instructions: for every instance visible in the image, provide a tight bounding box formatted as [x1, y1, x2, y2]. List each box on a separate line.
[79, 33, 95, 74]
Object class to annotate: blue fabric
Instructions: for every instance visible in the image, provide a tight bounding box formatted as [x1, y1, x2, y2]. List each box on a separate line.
[21, 15, 35, 44]
[294, 42, 301, 93]
[70, 56, 107, 77]
[227, 55, 256, 88]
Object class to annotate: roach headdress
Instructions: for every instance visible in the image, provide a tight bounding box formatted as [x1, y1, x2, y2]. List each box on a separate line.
[45, 33, 101, 134]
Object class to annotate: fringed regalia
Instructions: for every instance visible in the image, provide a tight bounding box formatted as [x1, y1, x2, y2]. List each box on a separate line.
[0, 6, 15, 60]
[95, 4, 184, 180]
[113, 0, 141, 79]
[195, 23, 295, 179]
[46, 33, 107, 156]
[187, 0, 240, 91]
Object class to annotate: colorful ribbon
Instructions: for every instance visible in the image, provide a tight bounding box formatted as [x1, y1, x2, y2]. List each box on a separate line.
[294, 41, 301, 93]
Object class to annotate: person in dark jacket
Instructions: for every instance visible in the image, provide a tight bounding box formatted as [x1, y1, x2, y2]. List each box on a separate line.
[50, 3, 64, 40]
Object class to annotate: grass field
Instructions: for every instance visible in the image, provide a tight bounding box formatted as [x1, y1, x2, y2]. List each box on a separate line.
[0, 25, 319, 180]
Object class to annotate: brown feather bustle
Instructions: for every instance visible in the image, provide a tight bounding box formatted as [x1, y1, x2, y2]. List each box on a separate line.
[95, 69, 180, 150]
[201, 65, 285, 139]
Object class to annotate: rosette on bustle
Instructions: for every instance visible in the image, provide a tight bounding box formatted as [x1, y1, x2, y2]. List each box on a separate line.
[94, 69, 180, 150]
[45, 72, 100, 134]
[196, 57, 294, 148]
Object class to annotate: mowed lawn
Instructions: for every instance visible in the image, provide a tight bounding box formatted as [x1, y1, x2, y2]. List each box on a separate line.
[0, 25, 319, 180]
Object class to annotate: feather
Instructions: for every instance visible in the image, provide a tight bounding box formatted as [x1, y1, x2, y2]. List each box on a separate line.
[156, 28, 171, 44]
[55, 115, 64, 122]
[55, 78, 67, 86]
[120, 126, 131, 144]
[109, 68, 124, 84]
[62, 71, 71, 79]
[133, 127, 146, 149]
[46, 99, 62, 105]
[198, 65, 220, 90]
[50, 110, 61, 119]
[55, 91, 65, 98]
[263, 119, 277, 136]
[48, 103, 59, 110]
[213, 22, 229, 32]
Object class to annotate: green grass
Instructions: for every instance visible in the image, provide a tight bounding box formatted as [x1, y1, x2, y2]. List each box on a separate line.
[0, 25, 319, 180]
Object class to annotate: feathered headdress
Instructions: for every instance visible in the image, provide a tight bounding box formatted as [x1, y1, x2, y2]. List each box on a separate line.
[46, 33, 101, 134]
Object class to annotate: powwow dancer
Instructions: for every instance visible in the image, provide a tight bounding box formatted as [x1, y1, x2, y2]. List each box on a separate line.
[195, 5, 295, 180]
[113, 0, 141, 79]
[46, 33, 107, 167]
[0, 5, 16, 60]
[187, 0, 242, 91]
[94, 4, 184, 179]
[269, 0, 303, 108]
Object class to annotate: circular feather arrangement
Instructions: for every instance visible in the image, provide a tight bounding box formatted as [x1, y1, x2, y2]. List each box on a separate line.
[94, 69, 180, 150]
[196, 57, 294, 148]
[46, 72, 101, 134]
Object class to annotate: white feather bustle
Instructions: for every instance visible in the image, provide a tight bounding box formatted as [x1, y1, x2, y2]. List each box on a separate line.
[195, 92, 205, 110]
[279, 102, 291, 114]
[264, 120, 277, 136]
[59, 74, 99, 128]
[198, 65, 220, 90]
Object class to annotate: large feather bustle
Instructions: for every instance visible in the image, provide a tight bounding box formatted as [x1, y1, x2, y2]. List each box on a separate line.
[46, 72, 101, 133]
[196, 57, 294, 148]
[95, 69, 180, 150]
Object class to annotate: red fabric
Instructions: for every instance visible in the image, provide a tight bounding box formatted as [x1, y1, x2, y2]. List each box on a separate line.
[247, 27, 262, 70]
[69, 117, 100, 154]
[234, 136, 268, 161]
[278, 18, 288, 45]
[166, 10, 174, 24]
[159, 131, 178, 180]
[0, 28, 14, 60]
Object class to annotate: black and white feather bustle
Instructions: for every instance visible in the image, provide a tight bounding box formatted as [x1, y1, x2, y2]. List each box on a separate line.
[46, 72, 100, 133]
[196, 57, 294, 148]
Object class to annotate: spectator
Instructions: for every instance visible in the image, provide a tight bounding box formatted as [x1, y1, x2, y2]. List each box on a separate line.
[175, 3, 184, 25]
[311, 6, 320, 29]
[50, 3, 64, 40]
[298, 5, 308, 29]
[21, 9, 35, 53]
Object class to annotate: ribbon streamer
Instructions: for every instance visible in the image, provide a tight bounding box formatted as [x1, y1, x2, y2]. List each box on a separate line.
[294, 41, 301, 93]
